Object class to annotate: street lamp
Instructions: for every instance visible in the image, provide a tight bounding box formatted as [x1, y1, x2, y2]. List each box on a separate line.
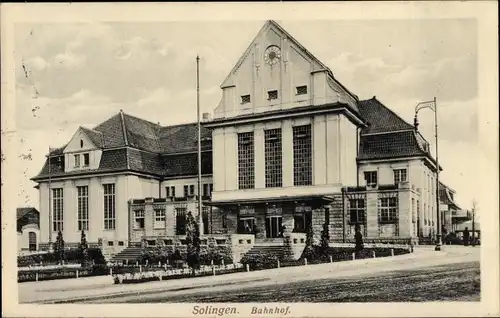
[413, 97, 442, 251]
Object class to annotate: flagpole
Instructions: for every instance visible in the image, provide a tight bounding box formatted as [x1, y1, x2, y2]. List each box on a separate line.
[434, 97, 442, 251]
[48, 146, 53, 249]
[414, 98, 442, 251]
[196, 55, 203, 233]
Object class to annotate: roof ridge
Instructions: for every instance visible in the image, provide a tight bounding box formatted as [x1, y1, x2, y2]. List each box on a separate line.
[121, 111, 162, 127]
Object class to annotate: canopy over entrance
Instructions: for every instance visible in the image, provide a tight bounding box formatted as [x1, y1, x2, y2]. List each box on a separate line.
[206, 194, 335, 209]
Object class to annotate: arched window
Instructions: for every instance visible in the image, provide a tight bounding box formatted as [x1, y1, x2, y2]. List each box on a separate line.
[80, 139, 84, 148]
[28, 232, 37, 251]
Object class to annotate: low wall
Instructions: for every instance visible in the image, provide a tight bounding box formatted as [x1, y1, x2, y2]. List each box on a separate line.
[284, 233, 306, 260]
[230, 234, 255, 263]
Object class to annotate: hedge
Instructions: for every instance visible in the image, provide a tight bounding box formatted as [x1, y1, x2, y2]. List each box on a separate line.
[138, 245, 232, 266]
[240, 246, 410, 271]
[18, 248, 106, 267]
[18, 264, 108, 283]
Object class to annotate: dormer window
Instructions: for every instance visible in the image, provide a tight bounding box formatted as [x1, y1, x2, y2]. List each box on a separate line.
[241, 95, 251, 104]
[268, 90, 278, 100]
[296, 85, 307, 95]
[74, 154, 81, 168]
[83, 153, 90, 167]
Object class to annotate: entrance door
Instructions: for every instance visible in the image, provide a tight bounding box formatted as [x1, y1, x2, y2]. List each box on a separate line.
[265, 216, 282, 238]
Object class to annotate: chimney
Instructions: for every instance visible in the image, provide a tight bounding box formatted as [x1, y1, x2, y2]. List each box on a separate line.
[202, 112, 212, 121]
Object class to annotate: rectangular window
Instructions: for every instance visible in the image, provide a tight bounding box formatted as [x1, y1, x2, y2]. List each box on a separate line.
[74, 154, 80, 168]
[166, 186, 170, 197]
[52, 188, 64, 232]
[77, 186, 89, 231]
[154, 209, 166, 229]
[171, 186, 176, 197]
[202, 206, 210, 234]
[238, 132, 255, 189]
[83, 153, 90, 167]
[108, 241, 114, 246]
[175, 207, 187, 235]
[379, 197, 398, 223]
[412, 198, 416, 223]
[241, 94, 251, 104]
[264, 128, 282, 188]
[364, 171, 378, 187]
[209, 184, 213, 194]
[203, 184, 209, 197]
[393, 168, 407, 184]
[103, 184, 116, 230]
[349, 199, 366, 224]
[118, 241, 124, 246]
[189, 185, 195, 196]
[293, 125, 312, 186]
[183, 185, 189, 197]
[134, 210, 145, 229]
[267, 90, 278, 100]
[296, 85, 308, 95]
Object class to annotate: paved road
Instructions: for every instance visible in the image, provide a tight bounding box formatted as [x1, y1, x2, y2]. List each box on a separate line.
[19, 246, 480, 304]
[92, 261, 480, 303]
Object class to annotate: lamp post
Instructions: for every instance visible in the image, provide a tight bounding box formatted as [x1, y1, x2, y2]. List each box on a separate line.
[413, 97, 442, 251]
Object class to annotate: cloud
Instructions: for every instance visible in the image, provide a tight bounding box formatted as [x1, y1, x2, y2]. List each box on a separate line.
[54, 52, 86, 69]
[24, 56, 49, 72]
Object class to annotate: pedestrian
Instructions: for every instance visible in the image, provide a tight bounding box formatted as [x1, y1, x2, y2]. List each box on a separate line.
[463, 227, 470, 246]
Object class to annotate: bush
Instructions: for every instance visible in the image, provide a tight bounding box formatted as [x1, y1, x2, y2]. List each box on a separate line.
[240, 252, 279, 270]
[18, 247, 106, 267]
[18, 264, 109, 283]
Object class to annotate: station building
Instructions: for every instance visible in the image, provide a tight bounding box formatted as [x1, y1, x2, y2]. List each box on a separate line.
[31, 20, 447, 259]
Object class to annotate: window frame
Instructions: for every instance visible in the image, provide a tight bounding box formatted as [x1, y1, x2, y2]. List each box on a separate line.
[134, 209, 145, 230]
[393, 168, 408, 184]
[378, 197, 398, 223]
[103, 183, 116, 230]
[77, 185, 89, 231]
[154, 208, 166, 229]
[296, 85, 308, 95]
[349, 198, 366, 224]
[364, 171, 378, 187]
[52, 188, 64, 232]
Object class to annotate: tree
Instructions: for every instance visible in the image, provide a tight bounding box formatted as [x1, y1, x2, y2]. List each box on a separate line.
[53, 230, 65, 263]
[319, 223, 330, 255]
[185, 211, 201, 274]
[79, 230, 90, 266]
[301, 220, 315, 260]
[354, 224, 364, 253]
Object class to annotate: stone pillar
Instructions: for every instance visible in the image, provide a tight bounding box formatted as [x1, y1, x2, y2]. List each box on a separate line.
[366, 190, 379, 238]
[398, 186, 411, 238]
[254, 205, 266, 239]
[144, 198, 154, 237]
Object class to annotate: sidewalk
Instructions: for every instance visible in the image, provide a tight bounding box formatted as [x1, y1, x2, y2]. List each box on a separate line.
[19, 247, 477, 304]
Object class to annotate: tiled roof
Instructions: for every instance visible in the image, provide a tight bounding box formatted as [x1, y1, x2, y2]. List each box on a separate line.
[358, 97, 414, 134]
[17, 207, 40, 232]
[80, 127, 104, 148]
[122, 113, 161, 153]
[162, 152, 212, 177]
[358, 130, 426, 160]
[128, 148, 163, 176]
[93, 113, 127, 148]
[159, 123, 212, 154]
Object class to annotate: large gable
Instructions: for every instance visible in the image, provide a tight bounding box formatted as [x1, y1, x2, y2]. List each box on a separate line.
[215, 20, 360, 120]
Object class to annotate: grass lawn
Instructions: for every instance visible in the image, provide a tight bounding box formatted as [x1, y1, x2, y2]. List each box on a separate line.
[122, 261, 480, 303]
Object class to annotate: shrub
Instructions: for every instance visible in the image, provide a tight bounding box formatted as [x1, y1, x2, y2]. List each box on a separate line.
[185, 211, 201, 272]
[17, 247, 105, 267]
[54, 231, 65, 262]
[240, 252, 279, 270]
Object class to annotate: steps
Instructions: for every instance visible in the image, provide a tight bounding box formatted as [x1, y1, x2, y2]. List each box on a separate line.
[244, 244, 294, 261]
[110, 246, 145, 263]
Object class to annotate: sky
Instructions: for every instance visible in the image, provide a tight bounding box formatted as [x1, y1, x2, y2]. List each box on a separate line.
[13, 19, 481, 215]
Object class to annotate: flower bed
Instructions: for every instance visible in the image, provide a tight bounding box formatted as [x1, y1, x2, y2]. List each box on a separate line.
[18, 264, 109, 283]
[241, 246, 410, 271]
[113, 264, 245, 284]
[139, 245, 233, 266]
